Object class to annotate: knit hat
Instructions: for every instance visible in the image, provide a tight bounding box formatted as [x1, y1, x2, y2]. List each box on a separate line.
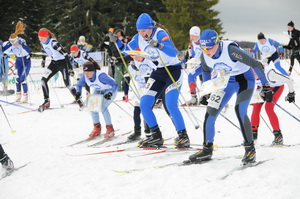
[200, 29, 219, 50]
[70, 45, 79, 52]
[38, 30, 49, 37]
[257, 32, 265, 40]
[83, 62, 95, 72]
[79, 35, 85, 41]
[287, 21, 294, 27]
[189, 26, 201, 36]
[136, 13, 155, 30]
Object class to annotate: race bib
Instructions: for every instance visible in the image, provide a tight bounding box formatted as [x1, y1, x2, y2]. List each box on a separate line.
[144, 78, 155, 93]
[250, 88, 264, 104]
[86, 94, 103, 112]
[208, 90, 225, 109]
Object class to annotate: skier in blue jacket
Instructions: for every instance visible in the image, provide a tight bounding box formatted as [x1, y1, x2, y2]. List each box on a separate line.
[110, 13, 189, 148]
[188, 29, 270, 164]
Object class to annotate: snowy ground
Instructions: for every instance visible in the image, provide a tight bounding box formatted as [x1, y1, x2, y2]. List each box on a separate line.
[0, 60, 300, 199]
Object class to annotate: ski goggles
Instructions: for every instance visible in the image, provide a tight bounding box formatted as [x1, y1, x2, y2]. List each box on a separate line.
[200, 45, 215, 51]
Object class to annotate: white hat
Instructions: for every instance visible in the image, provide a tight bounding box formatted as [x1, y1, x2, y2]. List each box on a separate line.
[189, 26, 201, 36]
[79, 35, 85, 41]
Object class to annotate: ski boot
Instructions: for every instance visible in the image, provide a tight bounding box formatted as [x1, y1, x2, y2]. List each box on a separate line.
[189, 142, 213, 163]
[22, 93, 28, 103]
[104, 124, 115, 138]
[242, 142, 256, 165]
[0, 154, 14, 172]
[38, 99, 50, 112]
[183, 93, 198, 106]
[122, 94, 129, 102]
[253, 130, 258, 140]
[174, 129, 190, 148]
[127, 127, 141, 141]
[272, 130, 283, 145]
[15, 92, 21, 102]
[89, 123, 101, 138]
[138, 128, 164, 148]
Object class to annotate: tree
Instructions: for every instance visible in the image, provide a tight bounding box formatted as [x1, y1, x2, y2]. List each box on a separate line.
[156, 0, 224, 50]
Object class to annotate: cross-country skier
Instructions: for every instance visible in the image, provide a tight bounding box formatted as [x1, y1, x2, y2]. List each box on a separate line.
[126, 53, 156, 141]
[76, 62, 118, 138]
[251, 62, 295, 144]
[37, 28, 77, 110]
[188, 29, 270, 164]
[110, 13, 190, 148]
[251, 32, 288, 75]
[283, 21, 300, 74]
[69, 44, 99, 96]
[2, 21, 31, 102]
[0, 144, 14, 174]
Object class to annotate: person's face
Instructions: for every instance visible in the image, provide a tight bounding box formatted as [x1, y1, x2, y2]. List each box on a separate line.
[201, 44, 219, 58]
[38, 36, 48, 43]
[137, 29, 153, 40]
[258, 39, 266, 45]
[287, 25, 294, 31]
[190, 35, 199, 42]
[11, 40, 19, 46]
[84, 71, 94, 79]
[133, 55, 144, 62]
[71, 50, 79, 57]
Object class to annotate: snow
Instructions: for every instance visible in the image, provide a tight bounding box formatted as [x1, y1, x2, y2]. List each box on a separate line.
[0, 59, 300, 199]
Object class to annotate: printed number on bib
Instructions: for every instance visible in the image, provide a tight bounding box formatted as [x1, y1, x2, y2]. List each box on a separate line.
[87, 95, 103, 112]
[144, 78, 155, 93]
[208, 90, 225, 109]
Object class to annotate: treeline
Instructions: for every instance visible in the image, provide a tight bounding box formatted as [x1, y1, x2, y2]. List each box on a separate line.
[0, 0, 223, 51]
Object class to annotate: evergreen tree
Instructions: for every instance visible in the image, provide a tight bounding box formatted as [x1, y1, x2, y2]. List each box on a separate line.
[156, 0, 223, 50]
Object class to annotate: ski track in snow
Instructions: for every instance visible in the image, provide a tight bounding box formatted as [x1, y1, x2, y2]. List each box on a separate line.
[0, 60, 299, 199]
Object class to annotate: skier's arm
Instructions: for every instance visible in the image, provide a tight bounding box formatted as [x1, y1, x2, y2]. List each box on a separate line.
[268, 38, 284, 53]
[52, 41, 73, 70]
[228, 44, 268, 85]
[76, 75, 86, 94]
[98, 73, 118, 93]
[268, 69, 294, 93]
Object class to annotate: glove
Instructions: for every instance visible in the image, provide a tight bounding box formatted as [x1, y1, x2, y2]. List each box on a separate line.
[279, 52, 284, 57]
[148, 37, 159, 48]
[104, 92, 112, 100]
[75, 92, 81, 101]
[108, 32, 118, 43]
[69, 69, 75, 77]
[41, 60, 46, 68]
[199, 94, 210, 105]
[260, 83, 273, 102]
[285, 92, 295, 103]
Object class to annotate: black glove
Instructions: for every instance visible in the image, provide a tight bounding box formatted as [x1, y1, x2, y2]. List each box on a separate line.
[41, 60, 46, 68]
[108, 32, 118, 43]
[104, 92, 112, 100]
[148, 37, 159, 48]
[199, 94, 210, 105]
[285, 92, 295, 103]
[75, 92, 81, 101]
[69, 69, 75, 77]
[131, 64, 139, 71]
[260, 83, 273, 102]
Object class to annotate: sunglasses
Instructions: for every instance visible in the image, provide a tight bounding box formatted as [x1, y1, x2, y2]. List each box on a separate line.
[201, 45, 214, 51]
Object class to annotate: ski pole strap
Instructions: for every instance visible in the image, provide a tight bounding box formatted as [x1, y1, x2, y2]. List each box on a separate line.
[272, 101, 300, 123]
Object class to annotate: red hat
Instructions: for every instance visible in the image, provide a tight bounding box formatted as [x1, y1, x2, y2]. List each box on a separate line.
[70, 45, 79, 52]
[38, 30, 49, 37]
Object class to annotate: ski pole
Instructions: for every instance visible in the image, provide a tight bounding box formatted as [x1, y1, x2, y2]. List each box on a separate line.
[260, 114, 272, 133]
[285, 59, 300, 76]
[0, 99, 37, 111]
[220, 113, 241, 131]
[0, 104, 16, 133]
[272, 101, 300, 123]
[112, 101, 133, 118]
[293, 102, 300, 111]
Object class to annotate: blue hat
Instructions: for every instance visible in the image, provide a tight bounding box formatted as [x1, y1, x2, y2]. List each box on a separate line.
[200, 29, 219, 48]
[136, 13, 155, 30]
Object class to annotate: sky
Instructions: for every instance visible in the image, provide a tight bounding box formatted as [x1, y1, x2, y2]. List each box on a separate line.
[213, 0, 300, 44]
